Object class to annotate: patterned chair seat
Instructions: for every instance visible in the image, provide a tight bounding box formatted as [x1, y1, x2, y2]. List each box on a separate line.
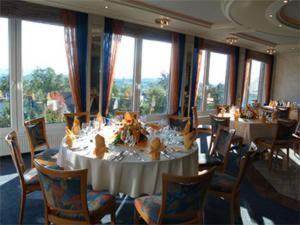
[135, 195, 195, 224]
[34, 148, 59, 163]
[57, 190, 115, 220]
[198, 153, 223, 166]
[24, 168, 39, 186]
[210, 172, 236, 193]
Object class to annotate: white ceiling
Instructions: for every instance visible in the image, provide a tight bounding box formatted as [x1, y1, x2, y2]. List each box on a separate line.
[24, 0, 300, 53]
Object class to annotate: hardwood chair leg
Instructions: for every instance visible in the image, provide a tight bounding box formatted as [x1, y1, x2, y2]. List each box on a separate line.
[19, 191, 26, 225]
[287, 147, 290, 167]
[234, 195, 241, 217]
[133, 207, 140, 225]
[229, 199, 235, 225]
[111, 210, 116, 225]
[268, 148, 274, 170]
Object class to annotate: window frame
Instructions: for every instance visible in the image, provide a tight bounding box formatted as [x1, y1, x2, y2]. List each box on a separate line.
[0, 17, 72, 136]
[109, 35, 172, 120]
[244, 59, 266, 105]
[197, 50, 230, 114]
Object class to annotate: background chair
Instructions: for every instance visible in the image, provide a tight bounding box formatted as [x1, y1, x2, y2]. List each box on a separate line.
[168, 115, 191, 131]
[134, 168, 215, 225]
[64, 112, 90, 129]
[5, 131, 40, 225]
[208, 143, 258, 224]
[192, 106, 211, 135]
[24, 117, 59, 168]
[276, 106, 290, 120]
[34, 161, 116, 225]
[209, 114, 243, 154]
[255, 119, 298, 170]
[198, 126, 236, 172]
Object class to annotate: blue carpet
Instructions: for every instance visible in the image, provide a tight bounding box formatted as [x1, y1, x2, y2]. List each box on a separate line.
[1, 135, 299, 224]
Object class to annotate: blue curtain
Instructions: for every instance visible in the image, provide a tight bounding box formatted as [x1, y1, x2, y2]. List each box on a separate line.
[189, 37, 201, 118]
[76, 12, 88, 112]
[102, 18, 113, 116]
[177, 34, 186, 115]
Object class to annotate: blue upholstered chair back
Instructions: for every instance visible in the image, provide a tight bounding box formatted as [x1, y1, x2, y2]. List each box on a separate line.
[213, 127, 235, 157]
[276, 107, 290, 120]
[25, 120, 47, 148]
[276, 119, 297, 140]
[209, 114, 230, 136]
[35, 163, 88, 212]
[65, 113, 89, 129]
[160, 169, 215, 224]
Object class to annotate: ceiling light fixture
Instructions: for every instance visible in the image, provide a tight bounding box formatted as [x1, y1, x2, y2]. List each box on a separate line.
[269, 14, 273, 18]
[226, 36, 238, 45]
[105, 5, 108, 9]
[155, 17, 170, 28]
[279, 24, 282, 27]
[283, 0, 288, 4]
[266, 47, 276, 55]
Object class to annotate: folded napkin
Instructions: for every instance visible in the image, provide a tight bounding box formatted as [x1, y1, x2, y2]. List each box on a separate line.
[93, 134, 108, 159]
[149, 137, 164, 160]
[65, 127, 74, 148]
[72, 117, 80, 135]
[96, 112, 103, 127]
[181, 120, 191, 135]
[184, 131, 196, 149]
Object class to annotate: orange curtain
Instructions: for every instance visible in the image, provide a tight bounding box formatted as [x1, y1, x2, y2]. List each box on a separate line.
[228, 47, 238, 105]
[194, 51, 203, 106]
[62, 10, 82, 112]
[263, 59, 273, 104]
[105, 21, 123, 116]
[169, 33, 180, 114]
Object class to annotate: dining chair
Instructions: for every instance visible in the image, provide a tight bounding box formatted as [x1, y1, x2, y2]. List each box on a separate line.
[5, 131, 41, 225]
[168, 115, 191, 131]
[209, 114, 244, 154]
[198, 126, 236, 172]
[276, 106, 290, 120]
[208, 143, 258, 224]
[115, 111, 139, 119]
[24, 117, 59, 168]
[34, 160, 116, 225]
[255, 119, 298, 170]
[134, 168, 216, 225]
[293, 121, 300, 156]
[64, 112, 90, 129]
[192, 106, 211, 135]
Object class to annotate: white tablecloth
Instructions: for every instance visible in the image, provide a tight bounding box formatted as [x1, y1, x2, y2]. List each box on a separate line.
[230, 118, 277, 144]
[57, 130, 198, 198]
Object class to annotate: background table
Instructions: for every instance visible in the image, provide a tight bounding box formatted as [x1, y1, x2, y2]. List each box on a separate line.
[230, 118, 277, 144]
[57, 132, 198, 198]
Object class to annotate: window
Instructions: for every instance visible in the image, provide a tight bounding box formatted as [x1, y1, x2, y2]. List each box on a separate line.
[22, 20, 73, 124]
[0, 18, 10, 128]
[246, 59, 265, 104]
[196, 50, 229, 112]
[109, 36, 135, 115]
[140, 40, 171, 115]
[108, 36, 172, 117]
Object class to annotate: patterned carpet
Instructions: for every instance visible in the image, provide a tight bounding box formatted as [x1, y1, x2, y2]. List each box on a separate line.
[0, 136, 299, 224]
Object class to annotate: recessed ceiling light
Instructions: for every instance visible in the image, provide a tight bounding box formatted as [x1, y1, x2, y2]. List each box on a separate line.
[279, 24, 282, 27]
[283, 0, 288, 4]
[105, 5, 108, 9]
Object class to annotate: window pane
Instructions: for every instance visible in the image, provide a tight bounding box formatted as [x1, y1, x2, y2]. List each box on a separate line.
[140, 39, 171, 115]
[0, 18, 10, 128]
[109, 36, 135, 116]
[206, 52, 228, 110]
[248, 60, 262, 104]
[196, 50, 206, 111]
[22, 20, 73, 123]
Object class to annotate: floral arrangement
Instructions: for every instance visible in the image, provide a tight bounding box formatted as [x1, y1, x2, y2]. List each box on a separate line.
[240, 104, 259, 119]
[112, 112, 148, 145]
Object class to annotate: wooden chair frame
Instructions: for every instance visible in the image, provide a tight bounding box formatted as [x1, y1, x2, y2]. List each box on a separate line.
[5, 131, 40, 225]
[208, 145, 257, 224]
[64, 112, 90, 129]
[192, 106, 211, 135]
[134, 168, 216, 225]
[34, 161, 116, 225]
[24, 117, 53, 168]
[209, 114, 243, 154]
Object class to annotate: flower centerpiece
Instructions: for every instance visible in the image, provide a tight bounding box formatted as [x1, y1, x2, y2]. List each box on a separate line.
[240, 104, 258, 119]
[112, 112, 148, 145]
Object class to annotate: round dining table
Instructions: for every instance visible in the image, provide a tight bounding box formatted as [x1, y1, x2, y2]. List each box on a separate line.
[56, 127, 198, 198]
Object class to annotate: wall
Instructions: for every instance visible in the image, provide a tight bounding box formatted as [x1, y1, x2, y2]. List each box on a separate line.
[272, 51, 300, 104]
